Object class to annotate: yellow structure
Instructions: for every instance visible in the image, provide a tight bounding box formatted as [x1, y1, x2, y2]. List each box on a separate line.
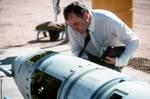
[92, 0, 133, 28]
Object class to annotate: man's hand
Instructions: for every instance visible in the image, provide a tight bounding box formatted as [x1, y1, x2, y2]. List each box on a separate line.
[103, 57, 116, 65]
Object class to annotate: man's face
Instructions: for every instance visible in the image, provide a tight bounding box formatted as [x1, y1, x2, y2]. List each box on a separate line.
[66, 12, 90, 34]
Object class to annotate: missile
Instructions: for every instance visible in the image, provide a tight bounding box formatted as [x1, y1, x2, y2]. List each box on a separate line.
[12, 50, 150, 99]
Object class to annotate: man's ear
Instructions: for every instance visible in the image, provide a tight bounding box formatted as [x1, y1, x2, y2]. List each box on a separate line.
[82, 12, 90, 22]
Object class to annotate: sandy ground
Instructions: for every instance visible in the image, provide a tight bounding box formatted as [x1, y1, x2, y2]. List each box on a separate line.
[0, 0, 150, 70]
[0, 0, 149, 55]
[133, 0, 150, 59]
[0, 0, 150, 98]
[0, 0, 91, 49]
[0, 0, 149, 56]
[0, 0, 150, 71]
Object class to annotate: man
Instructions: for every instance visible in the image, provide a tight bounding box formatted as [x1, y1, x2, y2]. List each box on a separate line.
[63, 2, 139, 72]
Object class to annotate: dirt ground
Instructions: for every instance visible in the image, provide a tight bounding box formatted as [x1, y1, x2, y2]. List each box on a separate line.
[128, 0, 150, 73]
[0, 0, 150, 73]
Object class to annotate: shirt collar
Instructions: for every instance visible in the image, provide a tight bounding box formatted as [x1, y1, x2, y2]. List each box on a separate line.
[88, 10, 95, 33]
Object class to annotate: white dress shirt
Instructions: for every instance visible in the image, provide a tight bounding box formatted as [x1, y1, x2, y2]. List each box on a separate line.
[68, 9, 139, 67]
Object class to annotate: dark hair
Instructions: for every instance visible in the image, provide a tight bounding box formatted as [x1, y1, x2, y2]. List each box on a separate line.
[63, 1, 89, 20]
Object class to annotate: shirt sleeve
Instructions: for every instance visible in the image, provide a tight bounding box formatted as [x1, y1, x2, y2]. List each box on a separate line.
[109, 16, 139, 67]
[115, 39, 139, 67]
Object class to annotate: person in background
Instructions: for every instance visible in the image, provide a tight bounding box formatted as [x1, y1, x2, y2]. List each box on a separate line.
[63, 1, 139, 72]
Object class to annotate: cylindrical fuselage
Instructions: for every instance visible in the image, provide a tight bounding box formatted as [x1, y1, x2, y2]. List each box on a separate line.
[12, 50, 150, 99]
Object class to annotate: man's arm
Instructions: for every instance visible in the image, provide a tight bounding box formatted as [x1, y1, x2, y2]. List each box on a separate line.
[68, 26, 88, 59]
[115, 39, 139, 66]
[108, 13, 139, 66]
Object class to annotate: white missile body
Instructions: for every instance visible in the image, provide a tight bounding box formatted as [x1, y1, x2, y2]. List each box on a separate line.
[12, 50, 150, 99]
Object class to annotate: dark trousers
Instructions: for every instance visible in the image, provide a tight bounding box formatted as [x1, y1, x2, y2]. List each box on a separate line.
[87, 53, 123, 72]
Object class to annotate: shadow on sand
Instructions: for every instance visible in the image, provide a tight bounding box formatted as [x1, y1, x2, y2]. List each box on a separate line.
[0, 56, 16, 77]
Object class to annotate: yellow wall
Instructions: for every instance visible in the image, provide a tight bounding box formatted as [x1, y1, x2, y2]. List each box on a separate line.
[92, 0, 133, 28]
